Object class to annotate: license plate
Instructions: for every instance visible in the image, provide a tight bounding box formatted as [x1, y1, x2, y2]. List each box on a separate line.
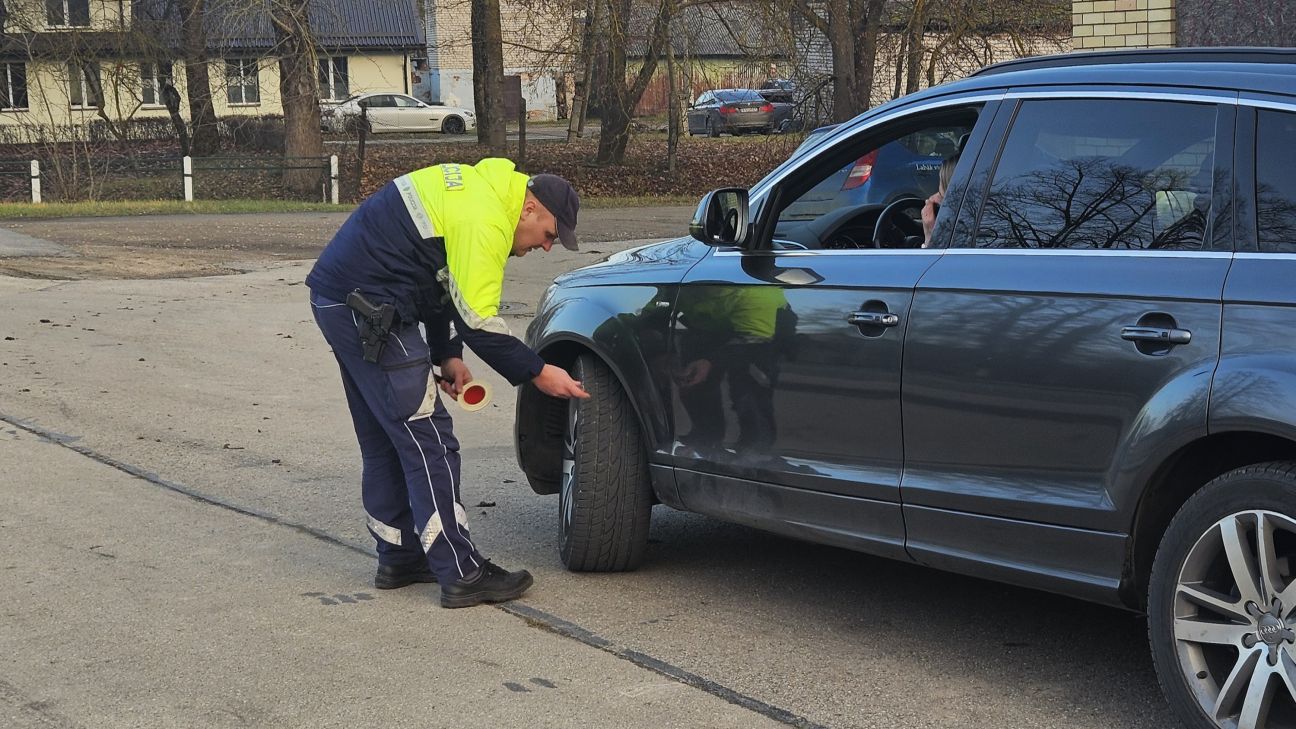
[740, 108, 758, 113]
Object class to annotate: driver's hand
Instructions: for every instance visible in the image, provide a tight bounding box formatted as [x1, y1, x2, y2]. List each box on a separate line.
[921, 191, 944, 247]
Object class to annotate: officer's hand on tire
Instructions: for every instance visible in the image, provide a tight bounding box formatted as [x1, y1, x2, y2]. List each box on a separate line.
[533, 364, 590, 399]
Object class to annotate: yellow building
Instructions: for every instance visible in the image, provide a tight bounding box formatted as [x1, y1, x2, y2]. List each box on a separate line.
[0, 0, 423, 140]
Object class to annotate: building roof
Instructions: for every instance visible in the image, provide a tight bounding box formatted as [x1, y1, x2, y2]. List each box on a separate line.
[133, 0, 424, 54]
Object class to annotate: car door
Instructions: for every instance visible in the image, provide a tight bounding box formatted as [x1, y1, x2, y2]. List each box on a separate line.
[687, 93, 711, 135]
[362, 95, 398, 132]
[666, 97, 999, 560]
[1212, 103, 1296, 444]
[900, 91, 1235, 599]
[391, 94, 434, 131]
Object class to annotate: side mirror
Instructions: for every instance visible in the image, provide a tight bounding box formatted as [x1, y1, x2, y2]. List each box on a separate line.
[689, 188, 750, 246]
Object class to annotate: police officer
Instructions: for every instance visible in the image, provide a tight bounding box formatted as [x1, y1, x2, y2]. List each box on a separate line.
[306, 158, 589, 608]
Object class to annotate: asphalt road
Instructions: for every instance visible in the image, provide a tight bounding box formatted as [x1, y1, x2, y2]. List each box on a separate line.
[0, 212, 1179, 728]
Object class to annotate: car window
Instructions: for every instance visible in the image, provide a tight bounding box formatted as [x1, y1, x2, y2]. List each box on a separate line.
[1256, 109, 1296, 253]
[769, 109, 978, 250]
[969, 99, 1218, 251]
[695, 93, 711, 106]
[794, 127, 836, 154]
[716, 90, 761, 103]
[393, 95, 421, 108]
[364, 95, 394, 108]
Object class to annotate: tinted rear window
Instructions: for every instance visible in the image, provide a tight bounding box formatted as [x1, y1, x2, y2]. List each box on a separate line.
[972, 99, 1217, 251]
[717, 90, 763, 102]
[1257, 109, 1296, 253]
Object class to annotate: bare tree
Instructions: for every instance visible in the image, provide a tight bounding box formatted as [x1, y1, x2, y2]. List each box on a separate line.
[593, 0, 673, 164]
[472, 0, 507, 151]
[267, 0, 324, 196]
[180, 0, 219, 155]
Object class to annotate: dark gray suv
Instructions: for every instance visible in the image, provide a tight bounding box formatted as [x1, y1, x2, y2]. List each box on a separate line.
[515, 48, 1296, 729]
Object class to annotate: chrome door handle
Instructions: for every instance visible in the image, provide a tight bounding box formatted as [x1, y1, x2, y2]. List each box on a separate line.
[1120, 326, 1191, 345]
[847, 311, 900, 328]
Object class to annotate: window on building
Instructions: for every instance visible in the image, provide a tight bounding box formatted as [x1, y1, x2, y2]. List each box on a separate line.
[47, 0, 90, 27]
[318, 57, 349, 101]
[970, 99, 1218, 251]
[69, 61, 101, 108]
[1256, 109, 1296, 254]
[226, 58, 260, 105]
[141, 62, 174, 107]
[0, 63, 28, 111]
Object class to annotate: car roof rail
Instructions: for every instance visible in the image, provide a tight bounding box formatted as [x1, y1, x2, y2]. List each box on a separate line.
[971, 47, 1296, 78]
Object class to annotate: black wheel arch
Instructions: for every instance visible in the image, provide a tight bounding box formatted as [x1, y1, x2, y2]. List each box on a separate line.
[515, 335, 663, 496]
[1122, 430, 1296, 609]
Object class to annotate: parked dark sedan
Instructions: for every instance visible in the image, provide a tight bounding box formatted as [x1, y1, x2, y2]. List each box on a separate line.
[686, 88, 775, 137]
[780, 122, 965, 222]
[516, 48, 1296, 729]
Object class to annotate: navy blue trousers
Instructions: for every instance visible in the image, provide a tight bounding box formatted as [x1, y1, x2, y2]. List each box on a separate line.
[311, 291, 483, 583]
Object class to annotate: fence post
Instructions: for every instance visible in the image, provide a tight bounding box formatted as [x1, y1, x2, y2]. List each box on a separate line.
[183, 155, 193, 202]
[29, 160, 40, 204]
[329, 155, 339, 204]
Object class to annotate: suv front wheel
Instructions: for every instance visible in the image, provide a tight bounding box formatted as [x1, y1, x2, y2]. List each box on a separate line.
[558, 353, 653, 571]
[1149, 463, 1296, 729]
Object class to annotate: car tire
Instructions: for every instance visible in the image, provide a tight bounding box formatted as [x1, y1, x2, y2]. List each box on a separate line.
[1148, 462, 1296, 729]
[559, 353, 653, 572]
[441, 116, 465, 135]
[707, 118, 720, 138]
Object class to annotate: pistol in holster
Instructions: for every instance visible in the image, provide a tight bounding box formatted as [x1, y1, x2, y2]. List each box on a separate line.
[345, 289, 396, 364]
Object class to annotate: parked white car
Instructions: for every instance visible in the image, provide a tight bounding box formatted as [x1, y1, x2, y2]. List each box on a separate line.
[321, 93, 476, 134]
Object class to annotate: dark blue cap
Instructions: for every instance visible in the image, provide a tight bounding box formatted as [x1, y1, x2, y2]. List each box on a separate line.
[527, 174, 580, 250]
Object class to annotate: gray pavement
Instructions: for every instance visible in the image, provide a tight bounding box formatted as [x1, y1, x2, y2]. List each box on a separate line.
[0, 217, 1180, 728]
[0, 227, 71, 258]
[0, 427, 780, 729]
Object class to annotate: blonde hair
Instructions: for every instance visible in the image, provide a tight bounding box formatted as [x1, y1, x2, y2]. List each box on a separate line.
[939, 153, 960, 195]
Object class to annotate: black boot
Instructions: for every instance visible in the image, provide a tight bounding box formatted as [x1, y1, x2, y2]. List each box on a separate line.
[374, 561, 438, 590]
[440, 561, 533, 608]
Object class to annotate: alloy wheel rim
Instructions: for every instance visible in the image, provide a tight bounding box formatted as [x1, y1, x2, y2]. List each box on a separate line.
[1173, 510, 1296, 728]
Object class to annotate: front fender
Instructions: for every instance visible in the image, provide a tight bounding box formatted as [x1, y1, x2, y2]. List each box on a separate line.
[515, 285, 676, 494]
[530, 287, 671, 446]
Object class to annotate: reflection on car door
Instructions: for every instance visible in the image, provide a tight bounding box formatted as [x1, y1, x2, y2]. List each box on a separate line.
[901, 94, 1235, 600]
[666, 101, 999, 560]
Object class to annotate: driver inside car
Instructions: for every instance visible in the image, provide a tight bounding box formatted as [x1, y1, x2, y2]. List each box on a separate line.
[920, 153, 960, 248]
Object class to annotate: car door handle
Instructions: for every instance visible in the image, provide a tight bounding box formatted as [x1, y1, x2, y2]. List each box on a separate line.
[1120, 326, 1192, 345]
[847, 311, 900, 328]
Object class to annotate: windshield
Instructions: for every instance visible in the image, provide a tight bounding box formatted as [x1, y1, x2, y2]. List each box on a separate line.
[716, 89, 764, 103]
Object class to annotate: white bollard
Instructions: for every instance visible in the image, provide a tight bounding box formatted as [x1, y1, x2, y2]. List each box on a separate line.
[183, 155, 193, 202]
[30, 160, 40, 204]
[329, 155, 339, 205]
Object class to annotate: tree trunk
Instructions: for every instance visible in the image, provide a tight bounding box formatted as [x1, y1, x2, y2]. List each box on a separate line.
[471, 0, 507, 152]
[181, 0, 219, 156]
[596, 0, 671, 165]
[594, 0, 629, 165]
[666, 32, 678, 175]
[270, 0, 325, 198]
[904, 0, 927, 95]
[827, 0, 857, 122]
[851, 0, 886, 112]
